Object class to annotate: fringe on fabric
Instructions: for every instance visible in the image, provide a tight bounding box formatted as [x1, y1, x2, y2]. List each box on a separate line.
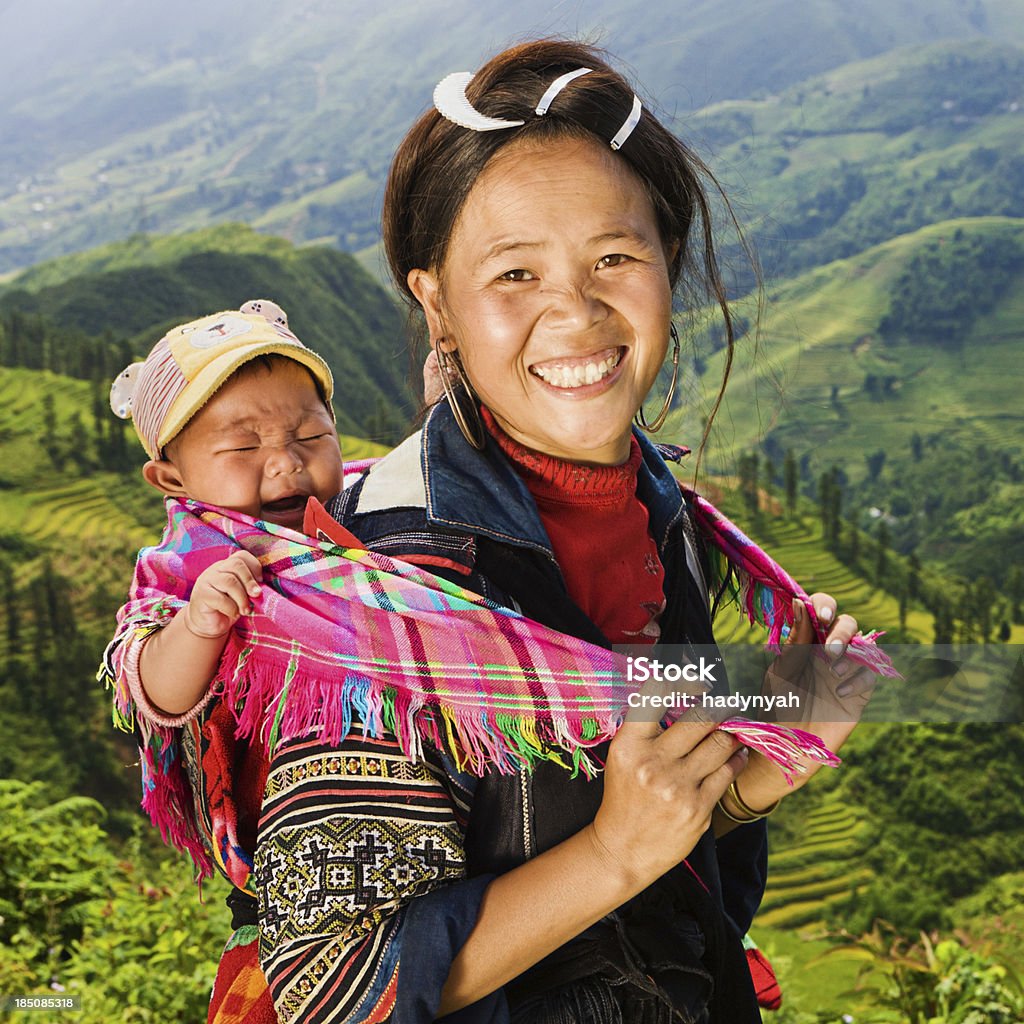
[685, 488, 900, 678]
[102, 487, 891, 870]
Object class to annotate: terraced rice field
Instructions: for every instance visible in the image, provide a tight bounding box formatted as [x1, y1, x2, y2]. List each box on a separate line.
[760, 800, 873, 929]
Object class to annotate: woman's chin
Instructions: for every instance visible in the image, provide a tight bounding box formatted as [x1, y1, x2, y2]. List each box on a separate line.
[524, 414, 636, 465]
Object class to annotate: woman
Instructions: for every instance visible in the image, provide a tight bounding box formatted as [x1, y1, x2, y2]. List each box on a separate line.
[254, 39, 874, 1024]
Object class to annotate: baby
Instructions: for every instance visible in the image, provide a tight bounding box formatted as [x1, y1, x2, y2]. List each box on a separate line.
[110, 299, 345, 717]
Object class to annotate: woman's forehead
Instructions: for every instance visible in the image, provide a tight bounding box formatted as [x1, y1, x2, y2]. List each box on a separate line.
[450, 136, 661, 251]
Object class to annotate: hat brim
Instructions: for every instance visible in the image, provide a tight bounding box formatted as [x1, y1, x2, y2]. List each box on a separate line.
[156, 343, 335, 456]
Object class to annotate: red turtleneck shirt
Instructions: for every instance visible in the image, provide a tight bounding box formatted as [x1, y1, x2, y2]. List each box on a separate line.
[482, 408, 665, 645]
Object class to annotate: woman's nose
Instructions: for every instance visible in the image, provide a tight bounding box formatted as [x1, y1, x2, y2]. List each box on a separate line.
[543, 282, 609, 332]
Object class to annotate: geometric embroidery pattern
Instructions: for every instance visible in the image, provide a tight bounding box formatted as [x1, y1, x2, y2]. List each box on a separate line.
[256, 731, 475, 1023]
[260, 817, 464, 946]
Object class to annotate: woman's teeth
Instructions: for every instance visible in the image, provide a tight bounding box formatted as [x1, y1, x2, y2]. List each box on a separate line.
[531, 350, 622, 389]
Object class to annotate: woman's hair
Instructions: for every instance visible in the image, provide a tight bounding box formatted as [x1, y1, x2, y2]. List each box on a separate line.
[383, 38, 754, 448]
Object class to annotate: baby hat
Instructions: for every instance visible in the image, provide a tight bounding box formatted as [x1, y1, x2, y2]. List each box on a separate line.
[110, 300, 334, 459]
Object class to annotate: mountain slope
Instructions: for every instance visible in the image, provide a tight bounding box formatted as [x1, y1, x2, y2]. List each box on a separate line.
[2, 3, 1023, 271]
[694, 39, 1024, 284]
[674, 215, 1024, 583]
[0, 224, 413, 440]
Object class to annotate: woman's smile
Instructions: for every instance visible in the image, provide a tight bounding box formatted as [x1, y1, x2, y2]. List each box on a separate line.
[529, 345, 625, 390]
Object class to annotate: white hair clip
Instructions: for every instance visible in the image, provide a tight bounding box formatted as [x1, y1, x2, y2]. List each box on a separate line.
[609, 94, 643, 151]
[433, 66, 644, 151]
[433, 72, 525, 132]
[534, 67, 593, 114]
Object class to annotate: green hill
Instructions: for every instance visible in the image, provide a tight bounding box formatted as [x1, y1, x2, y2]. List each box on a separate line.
[0, 364, 389, 645]
[0, 224, 413, 442]
[694, 39, 1024, 285]
[674, 216, 1024, 586]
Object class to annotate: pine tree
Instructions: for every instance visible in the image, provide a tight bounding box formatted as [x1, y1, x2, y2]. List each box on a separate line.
[784, 449, 798, 517]
[818, 470, 832, 540]
[910, 432, 923, 462]
[1, 560, 19, 655]
[828, 467, 842, 551]
[907, 552, 921, 601]
[932, 598, 954, 646]
[876, 521, 890, 584]
[848, 520, 861, 564]
[1008, 565, 1023, 625]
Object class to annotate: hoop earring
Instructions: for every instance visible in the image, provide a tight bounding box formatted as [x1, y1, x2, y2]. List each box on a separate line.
[634, 322, 680, 433]
[435, 343, 486, 450]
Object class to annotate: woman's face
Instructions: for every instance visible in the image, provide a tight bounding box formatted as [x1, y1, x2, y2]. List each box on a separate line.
[410, 136, 675, 465]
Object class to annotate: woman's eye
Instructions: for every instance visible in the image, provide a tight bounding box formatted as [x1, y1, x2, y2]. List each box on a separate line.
[597, 253, 631, 269]
[498, 268, 535, 282]
[298, 433, 328, 443]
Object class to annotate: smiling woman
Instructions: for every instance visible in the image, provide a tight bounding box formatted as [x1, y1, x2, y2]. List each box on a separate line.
[409, 136, 675, 464]
[251, 37, 874, 1024]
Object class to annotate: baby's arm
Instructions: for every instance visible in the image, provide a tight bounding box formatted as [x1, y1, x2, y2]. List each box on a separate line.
[138, 551, 263, 715]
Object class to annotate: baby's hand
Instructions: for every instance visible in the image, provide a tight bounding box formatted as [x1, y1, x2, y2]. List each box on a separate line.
[184, 552, 263, 639]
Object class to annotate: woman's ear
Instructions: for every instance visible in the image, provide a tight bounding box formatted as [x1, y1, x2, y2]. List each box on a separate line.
[142, 459, 188, 498]
[407, 268, 452, 350]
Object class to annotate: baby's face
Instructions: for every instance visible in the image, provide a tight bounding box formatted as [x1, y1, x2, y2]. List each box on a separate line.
[155, 360, 344, 531]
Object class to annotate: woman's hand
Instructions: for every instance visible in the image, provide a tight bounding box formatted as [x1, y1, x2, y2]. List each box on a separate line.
[590, 701, 750, 889]
[725, 592, 878, 816]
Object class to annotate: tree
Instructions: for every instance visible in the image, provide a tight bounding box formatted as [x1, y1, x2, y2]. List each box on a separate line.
[876, 521, 890, 584]
[910, 431, 923, 462]
[933, 598, 954, 645]
[973, 577, 994, 643]
[866, 448, 887, 481]
[1008, 565, 1023, 624]
[1, 559, 19, 654]
[784, 448, 798, 517]
[42, 392, 57, 454]
[848, 519, 861, 564]
[828, 470, 842, 551]
[818, 467, 842, 551]
[818, 469, 832, 534]
[907, 552, 921, 601]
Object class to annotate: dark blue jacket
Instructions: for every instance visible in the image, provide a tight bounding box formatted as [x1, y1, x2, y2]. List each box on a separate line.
[329, 402, 766, 1023]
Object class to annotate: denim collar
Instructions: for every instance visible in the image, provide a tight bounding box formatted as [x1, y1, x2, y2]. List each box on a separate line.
[421, 402, 687, 557]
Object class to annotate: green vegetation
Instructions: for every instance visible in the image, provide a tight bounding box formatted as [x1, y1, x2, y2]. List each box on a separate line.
[0, 224, 413, 443]
[697, 40, 1024, 287]
[676, 216, 1024, 590]
[879, 230, 1024, 345]
[0, 779, 231, 1022]
[5, 16, 1024, 275]
[697, 485, 1024, 1014]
